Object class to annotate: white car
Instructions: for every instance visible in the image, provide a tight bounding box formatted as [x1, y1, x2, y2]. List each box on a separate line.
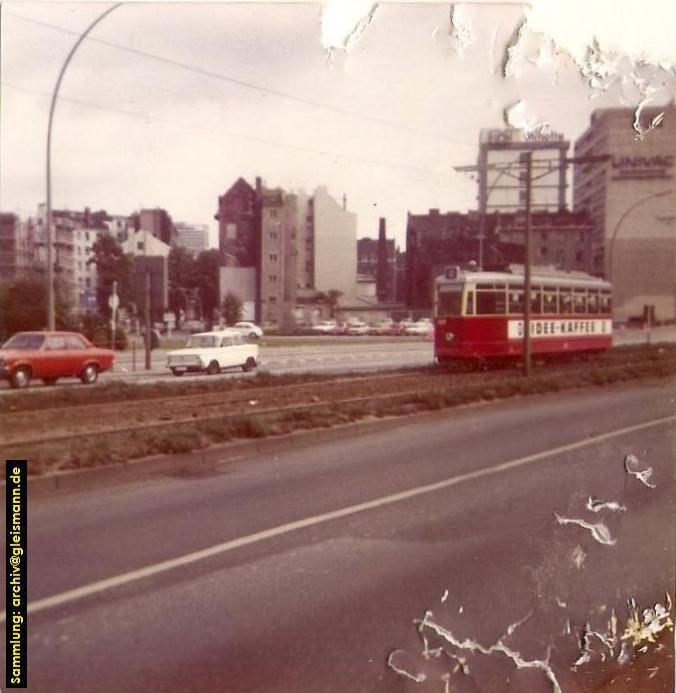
[311, 320, 338, 334]
[233, 321, 264, 339]
[166, 329, 258, 376]
[345, 320, 369, 336]
[405, 318, 434, 336]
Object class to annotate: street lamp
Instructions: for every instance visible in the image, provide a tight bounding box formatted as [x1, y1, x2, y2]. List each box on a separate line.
[46, 3, 122, 329]
[607, 189, 673, 281]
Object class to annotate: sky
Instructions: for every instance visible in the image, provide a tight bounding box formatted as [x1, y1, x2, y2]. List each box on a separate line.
[2, 2, 675, 249]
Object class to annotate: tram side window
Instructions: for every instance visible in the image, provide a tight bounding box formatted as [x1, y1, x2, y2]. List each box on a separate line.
[438, 290, 463, 316]
[587, 290, 599, 314]
[531, 288, 542, 314]
[560, 288, 572, 314]
[466, 290, 475, 315]
[573, 290, 587, 314]
[542, 290, 558, 314]
[476, 289, 506, 315]
[508, 289, 524, 313]
[599, 292, 612, 313]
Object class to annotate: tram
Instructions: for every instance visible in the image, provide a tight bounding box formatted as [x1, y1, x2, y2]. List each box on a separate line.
[434, 265, 613, 364]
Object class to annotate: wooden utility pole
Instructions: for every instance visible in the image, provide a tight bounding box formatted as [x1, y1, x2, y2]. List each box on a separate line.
[145, 269, 152, 371]
[523, 152, 533, 377]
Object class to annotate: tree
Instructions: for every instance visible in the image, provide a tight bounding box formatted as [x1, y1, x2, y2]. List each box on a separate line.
[222, 292, 243, 326]
[90, 233, 134, 318]
[0, 277, 74, 339]
[326, 289, 343, 319]
[193, 249, 221, 329]
[168, 245, 196, 325]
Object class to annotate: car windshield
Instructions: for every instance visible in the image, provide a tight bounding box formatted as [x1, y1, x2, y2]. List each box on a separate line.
[2, 334, 45, 350]
[187, 335, 219, 348]
[234, 323, 249, 328]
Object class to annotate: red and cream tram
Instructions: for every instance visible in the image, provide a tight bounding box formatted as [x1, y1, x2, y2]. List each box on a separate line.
[434, 265, 613, 364]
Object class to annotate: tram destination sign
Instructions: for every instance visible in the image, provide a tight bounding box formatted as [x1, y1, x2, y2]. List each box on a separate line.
[508, 319, 612, 340]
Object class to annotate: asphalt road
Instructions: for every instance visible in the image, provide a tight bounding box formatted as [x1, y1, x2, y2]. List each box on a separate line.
[4, 380, 674, 692]
[2, 326, 674, 391]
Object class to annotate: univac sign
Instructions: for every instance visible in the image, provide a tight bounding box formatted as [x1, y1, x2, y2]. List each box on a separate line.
[612, 154, 673, 181]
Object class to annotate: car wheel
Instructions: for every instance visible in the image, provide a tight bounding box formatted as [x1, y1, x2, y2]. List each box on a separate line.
[242, 357, 257, 373]
[42, 378, 58, 386]
[206, 360, 220, 375]
[80, 364, 99, 385]
[249, 332, 259, 339]
[171, 368, 184, 377]
[10, 367, 31, 389]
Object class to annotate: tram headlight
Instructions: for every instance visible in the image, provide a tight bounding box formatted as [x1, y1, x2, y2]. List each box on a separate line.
[444, 332, 455, 342]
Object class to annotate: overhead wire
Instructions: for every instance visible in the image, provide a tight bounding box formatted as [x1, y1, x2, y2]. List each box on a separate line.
[5, 10, 476, 149]
[3, 82, 458, 177]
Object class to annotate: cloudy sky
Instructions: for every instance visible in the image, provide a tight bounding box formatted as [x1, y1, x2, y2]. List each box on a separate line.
[2, 2, 674, 248]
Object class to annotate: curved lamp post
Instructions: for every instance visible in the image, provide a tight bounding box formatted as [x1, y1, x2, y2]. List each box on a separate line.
[607, 188, 672, 281]
[46, 3, 123, 329]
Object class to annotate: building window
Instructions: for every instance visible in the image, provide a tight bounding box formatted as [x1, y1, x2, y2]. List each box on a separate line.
[268, 275, 277, 282]
[269, 296, 277, 304]
[269, 231, 278, 239]
[85, 232, 90, 241]
[268, 253, 278, 262]
[137, 242, 144, 251]
[85, 278, 91, 288]
[269, 209, 278, 219]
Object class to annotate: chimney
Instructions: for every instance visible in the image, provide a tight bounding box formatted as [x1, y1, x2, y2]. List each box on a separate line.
[376, 218, 389, 303]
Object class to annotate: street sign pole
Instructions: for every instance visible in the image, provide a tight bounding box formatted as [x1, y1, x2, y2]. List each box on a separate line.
[108, 280, 119, 353]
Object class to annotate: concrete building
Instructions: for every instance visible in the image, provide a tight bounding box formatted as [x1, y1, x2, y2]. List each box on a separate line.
[406, 210, 479, 308]
[216, 178, 357, 328]
[216, 178, 258, 268]
[478, 128, 569, 214]
[0, 213, 36, 281]
[138, 208, 177, 246]
[258, 186, 297, 328]
[357, 220, 397, 303]
[123, 230, 171, 258]
[312, 187, 357, 302]
[33, 205, 111, 310]
[175, 222, 209, 254]
[573, 106, 676, 323]
[219, 267, 257, 321]
[493, 209, 597, 275]
[405, 207, 596, 309]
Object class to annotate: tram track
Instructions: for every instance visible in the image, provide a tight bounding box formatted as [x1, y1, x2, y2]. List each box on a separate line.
[4, 347, 673, 454]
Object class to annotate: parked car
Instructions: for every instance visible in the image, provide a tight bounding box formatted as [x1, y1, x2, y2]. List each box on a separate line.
[345, 320, 369, 336]
[392, 320, 416, 335]
[183, 319, 205, 334]
[0, 331, 115, 389]
[368, 319, 395, 335]
[311, 320, 338, 334]
[232, 321, 264, 339]
[166, 329, 258, 376]
[405, 318, 434, 336]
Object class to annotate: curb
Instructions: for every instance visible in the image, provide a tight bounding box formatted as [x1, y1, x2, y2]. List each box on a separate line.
[23, 406, 466, 498]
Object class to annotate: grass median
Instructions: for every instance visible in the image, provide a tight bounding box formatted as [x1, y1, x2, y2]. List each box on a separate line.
[6, 345, 674, 477]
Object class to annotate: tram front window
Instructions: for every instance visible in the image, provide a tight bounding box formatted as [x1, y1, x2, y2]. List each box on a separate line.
[438, 290, 463, 316]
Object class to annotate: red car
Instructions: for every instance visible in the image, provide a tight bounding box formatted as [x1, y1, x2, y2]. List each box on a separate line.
[0, 331, 115, 388]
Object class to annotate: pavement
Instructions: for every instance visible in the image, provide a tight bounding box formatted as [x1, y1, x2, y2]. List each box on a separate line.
[2, 327, 674, 391]
[6, 379, 674, 692]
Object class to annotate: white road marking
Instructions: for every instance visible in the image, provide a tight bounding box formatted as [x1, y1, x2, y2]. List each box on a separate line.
[6, 415, 673, 620]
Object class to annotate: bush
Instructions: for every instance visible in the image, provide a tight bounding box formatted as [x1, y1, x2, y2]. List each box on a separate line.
[79, 314, 128, 350]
